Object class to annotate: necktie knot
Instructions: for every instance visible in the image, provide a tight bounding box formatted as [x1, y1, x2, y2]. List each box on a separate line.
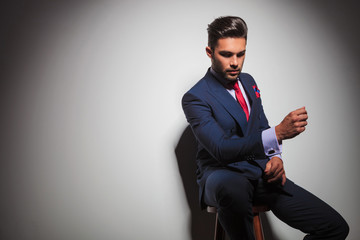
[233, 81, 240, 92]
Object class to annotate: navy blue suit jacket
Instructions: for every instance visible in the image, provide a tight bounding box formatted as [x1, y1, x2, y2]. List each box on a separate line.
[182, 69, 272, 208]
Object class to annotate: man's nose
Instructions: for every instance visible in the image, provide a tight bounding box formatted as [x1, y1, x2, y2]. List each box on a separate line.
[230, 56, 238, 67]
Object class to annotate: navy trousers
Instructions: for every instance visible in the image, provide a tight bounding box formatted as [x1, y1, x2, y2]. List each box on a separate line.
[203, 169, 349, 240]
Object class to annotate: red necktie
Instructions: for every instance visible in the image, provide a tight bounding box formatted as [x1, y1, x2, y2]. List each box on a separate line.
[233, 81, 249, 121]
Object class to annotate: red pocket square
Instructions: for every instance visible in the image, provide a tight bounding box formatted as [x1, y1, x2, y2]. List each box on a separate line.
[252, 85, 260, 98]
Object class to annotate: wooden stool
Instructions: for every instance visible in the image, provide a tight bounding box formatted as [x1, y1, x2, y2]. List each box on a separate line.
[207, 205, 270, 240]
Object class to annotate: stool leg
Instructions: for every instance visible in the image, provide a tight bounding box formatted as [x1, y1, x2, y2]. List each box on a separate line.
[253, 212, 264, 240]
[214, 213, 226, 240]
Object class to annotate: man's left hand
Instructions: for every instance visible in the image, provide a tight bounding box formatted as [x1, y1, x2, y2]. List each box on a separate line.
[264, 156, 286, 186]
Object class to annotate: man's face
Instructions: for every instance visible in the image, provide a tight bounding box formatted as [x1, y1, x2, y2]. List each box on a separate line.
[206, 37, 246, 82]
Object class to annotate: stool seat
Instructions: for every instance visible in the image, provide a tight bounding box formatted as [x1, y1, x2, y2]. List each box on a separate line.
[207, 205, 270, 240]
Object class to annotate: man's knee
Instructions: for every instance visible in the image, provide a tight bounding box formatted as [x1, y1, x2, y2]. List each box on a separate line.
[340, 220, 350, 239]
[331, 216, 349, 239]
[305, 209, 349, 240]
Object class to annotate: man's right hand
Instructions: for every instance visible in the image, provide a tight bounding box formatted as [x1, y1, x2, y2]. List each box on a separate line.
[275, 107, 308, 142]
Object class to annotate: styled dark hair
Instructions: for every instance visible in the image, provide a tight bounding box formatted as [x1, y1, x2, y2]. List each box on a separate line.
[207, 16, 248, 50]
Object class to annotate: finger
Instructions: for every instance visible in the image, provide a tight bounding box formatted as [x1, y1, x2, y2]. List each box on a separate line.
[296, 126, 306, 133]
[266, 165, 283, 181]
[293, 112, 309, 121]
[264, 161, 272, 173]
[265, 164, 279, 178]
[295, 121, 307, 127]
[265, 157, 282, 176]
[294, 107, 307, 116]
[267, 169, 284, 183]
[266, 162, 281, 177]
[297, 113, 308, 121]
[272, 165, 283, 177]
[281, 173, 286, 186]
[298, 106, 306, 111]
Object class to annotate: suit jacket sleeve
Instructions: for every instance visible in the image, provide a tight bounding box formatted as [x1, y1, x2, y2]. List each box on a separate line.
[182, 91, 268, 165]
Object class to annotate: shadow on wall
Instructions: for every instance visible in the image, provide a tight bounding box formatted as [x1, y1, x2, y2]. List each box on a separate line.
[175, 126, 215, 240]
[175, 126, 279, 240]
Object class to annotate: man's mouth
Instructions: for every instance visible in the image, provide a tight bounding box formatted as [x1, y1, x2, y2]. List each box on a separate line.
[227, 70, 240, 75]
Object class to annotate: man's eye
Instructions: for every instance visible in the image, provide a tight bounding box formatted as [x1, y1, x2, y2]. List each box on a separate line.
[220, 53, 232, 58]
[237, 52, 245, 57]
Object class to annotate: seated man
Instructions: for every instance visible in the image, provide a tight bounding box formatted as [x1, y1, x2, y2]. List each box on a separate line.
[182, 16, 349, 240]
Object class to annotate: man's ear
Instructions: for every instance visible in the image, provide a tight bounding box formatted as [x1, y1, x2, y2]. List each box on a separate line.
[205, 46, 213, 58]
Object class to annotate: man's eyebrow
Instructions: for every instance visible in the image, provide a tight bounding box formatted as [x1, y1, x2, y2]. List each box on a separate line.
[218, 50, 233, 54]
[218, 50, 246, 54]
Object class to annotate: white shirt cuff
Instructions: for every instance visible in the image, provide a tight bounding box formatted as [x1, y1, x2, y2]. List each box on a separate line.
[262, 127, 282, 157]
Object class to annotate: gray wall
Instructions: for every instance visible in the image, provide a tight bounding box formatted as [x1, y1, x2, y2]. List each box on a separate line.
[1, 1, 359, 239]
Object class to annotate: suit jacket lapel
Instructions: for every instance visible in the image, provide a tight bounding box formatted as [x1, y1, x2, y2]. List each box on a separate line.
[238, 74, 260, 135]
[205, 71, 249, 133]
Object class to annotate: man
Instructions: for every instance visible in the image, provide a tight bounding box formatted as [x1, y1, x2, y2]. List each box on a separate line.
[182, 16, 349, 240]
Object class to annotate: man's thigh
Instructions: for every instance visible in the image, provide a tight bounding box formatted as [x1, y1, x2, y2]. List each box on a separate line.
[203, 169, 255, 209]
[269, 179, 348, 239]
